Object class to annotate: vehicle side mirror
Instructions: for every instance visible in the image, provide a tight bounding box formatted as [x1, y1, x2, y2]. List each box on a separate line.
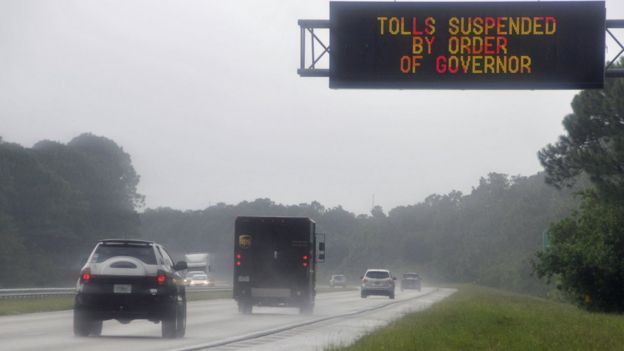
[173, 261, 188, 271]
[316, 233, 326, 263]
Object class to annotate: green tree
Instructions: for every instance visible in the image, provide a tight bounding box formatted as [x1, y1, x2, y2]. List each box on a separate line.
[534, 194, 624, 311]
[0, 134, 143, 286]
[538, 74, 624, 202]
[536, 71, 624, 311]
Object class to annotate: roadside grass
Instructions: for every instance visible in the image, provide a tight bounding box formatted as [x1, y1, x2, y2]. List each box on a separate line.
[328, 285, 624, 351]
[0, 297, 74, 316]
[318, 286, 358, 294]
[0, 286, 355, 316]
[0, 289, 232, 316]
[186, 289, 231, 301]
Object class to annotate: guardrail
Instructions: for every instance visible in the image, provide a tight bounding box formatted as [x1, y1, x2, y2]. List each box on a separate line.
[0, 286, 232, 300]
[0, 288, 76, 299]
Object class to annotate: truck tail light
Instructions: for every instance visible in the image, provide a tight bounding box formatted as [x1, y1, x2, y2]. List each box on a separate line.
[235, 253, 242, 267]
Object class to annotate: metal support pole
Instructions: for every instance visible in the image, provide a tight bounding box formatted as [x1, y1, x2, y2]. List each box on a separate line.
[606, 19, 624, 76]
[300, 26, 305, 71]
[297, 19, 330, 77]
[311, 28, 315, 69]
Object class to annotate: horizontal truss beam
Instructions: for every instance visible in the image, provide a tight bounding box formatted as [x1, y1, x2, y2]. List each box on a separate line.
[298, 19, 624, 79]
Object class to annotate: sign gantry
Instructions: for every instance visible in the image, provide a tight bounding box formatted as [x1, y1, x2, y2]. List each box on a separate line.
[299, 1, 623, 90]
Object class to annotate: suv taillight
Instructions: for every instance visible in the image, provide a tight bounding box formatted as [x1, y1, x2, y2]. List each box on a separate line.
[80, 269, 91, 282]
[157, 272, 166, 285]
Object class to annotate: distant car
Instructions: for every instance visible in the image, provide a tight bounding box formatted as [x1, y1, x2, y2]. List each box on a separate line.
[74, 239, 188, 338]
[184, 270, 206, 286]
[188, 273, 213, 287]
[401, 272, 422, 291]
[360, 269, 395, 299]
[329, 274, 347, 288]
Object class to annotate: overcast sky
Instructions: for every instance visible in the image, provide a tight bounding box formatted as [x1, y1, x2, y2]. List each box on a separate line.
[1, 0, 623, 214]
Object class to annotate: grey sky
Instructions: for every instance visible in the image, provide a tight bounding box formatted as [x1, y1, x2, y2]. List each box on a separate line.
[1, 0, 623, 214]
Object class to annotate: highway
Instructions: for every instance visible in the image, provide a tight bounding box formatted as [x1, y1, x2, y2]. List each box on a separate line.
[0, 287, 455, 351]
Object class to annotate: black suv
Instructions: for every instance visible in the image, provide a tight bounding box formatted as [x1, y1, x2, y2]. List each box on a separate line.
[74, 239, 188, 338]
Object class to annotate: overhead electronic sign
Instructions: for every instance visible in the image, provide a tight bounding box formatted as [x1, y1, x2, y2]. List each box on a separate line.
[329, 1, 606, 89]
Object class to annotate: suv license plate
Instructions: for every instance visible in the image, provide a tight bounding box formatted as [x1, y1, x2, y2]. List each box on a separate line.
[113, 284, 132, 294]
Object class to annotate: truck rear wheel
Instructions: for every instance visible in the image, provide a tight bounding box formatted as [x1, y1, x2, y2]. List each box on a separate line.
[238, 301, 252, 314]
[299, 302, 314, 315]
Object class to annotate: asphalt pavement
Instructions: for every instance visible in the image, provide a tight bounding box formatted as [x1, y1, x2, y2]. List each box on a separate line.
[0, 287, 455, 351]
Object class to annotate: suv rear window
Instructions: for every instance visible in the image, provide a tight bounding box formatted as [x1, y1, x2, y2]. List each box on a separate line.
[92, 244, 157, 264]
[366, 271, 390, 279]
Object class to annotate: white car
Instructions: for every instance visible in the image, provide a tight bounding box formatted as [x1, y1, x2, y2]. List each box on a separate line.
[183, 271, 206, 286]
[360, 269, 396, 299]
[188, 273, 212, 287]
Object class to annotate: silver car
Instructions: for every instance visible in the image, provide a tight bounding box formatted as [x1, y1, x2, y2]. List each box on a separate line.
[330, 274, 347, 288]
[360, 269, 396, 299]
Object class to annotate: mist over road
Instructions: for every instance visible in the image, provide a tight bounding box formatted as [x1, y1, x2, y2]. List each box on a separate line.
[0, 287, 454, 351]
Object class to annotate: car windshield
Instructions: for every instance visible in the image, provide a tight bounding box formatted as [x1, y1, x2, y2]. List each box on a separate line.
[366, 271, 390, 279]
[91, 244, 157, 264]
[404, 274, 419, 279]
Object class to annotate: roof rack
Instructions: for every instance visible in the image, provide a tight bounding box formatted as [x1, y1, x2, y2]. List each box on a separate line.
[99, 239, 154, 246]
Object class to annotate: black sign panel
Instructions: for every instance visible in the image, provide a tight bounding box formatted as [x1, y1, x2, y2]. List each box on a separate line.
[329, 1, 605, 89]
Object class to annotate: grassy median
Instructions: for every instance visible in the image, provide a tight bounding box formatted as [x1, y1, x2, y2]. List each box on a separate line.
[0, 297, 75, 316]
[330, 285, 624, 351]
[0, 289, 231, 316]
[0, 286, 356, 316]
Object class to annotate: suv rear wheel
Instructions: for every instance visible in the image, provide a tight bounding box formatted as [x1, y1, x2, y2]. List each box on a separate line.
[161, 301, 186, 338]
[74, 309, 102, 337]
[176, 301, 186, 338]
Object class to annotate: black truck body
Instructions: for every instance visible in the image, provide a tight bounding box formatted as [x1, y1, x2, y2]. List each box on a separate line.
[233, 216, 322, 314]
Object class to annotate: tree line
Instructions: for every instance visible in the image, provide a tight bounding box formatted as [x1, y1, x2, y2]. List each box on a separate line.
[141, 173, 581, 296]
[0, 131, 580, 294]
[0, 134, 142, 286]
[4, 72, 623, 310]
